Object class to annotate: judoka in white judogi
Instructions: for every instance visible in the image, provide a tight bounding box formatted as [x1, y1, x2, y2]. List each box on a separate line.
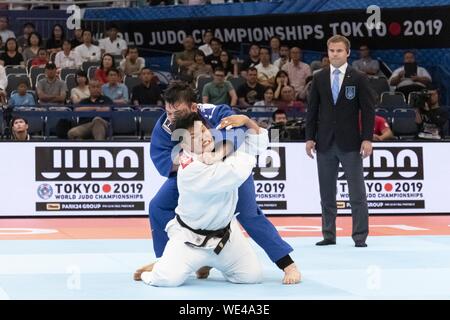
[141, 115, 269, 287]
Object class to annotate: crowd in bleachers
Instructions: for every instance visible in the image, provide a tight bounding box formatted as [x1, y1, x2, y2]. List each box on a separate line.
[0, 0, 266, 10]
[0, 14, 449, 142]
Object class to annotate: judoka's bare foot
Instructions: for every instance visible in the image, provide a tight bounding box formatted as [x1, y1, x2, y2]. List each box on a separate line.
[282, 263, 301, 285]
[196, 266, 212, 279]
[134, 262, 155, 281]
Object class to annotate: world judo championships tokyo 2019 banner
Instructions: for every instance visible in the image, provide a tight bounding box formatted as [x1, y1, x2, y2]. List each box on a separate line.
[87, 6, 450, 52]
[0, 141, 449, 216]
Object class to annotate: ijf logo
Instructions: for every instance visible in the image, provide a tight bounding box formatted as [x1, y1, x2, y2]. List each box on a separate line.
[345, 86, 356, 100]
[37, 184, 53, 200]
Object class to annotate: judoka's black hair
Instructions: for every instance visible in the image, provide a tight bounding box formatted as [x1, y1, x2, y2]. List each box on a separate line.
[173, 112, 204, 131]
[163, 81, 197, 105]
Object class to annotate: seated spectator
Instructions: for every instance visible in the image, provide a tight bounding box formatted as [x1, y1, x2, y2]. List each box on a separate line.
[273, 45, 290, 70]
[271, 109, 288, 126]
[22, 32, 42, 62]
[237, 67, 265, 108]
[255, 47, 278, 87]
[95, 53, 116, 84]
[415, 87, 448, 140]
[17, 22, 35, 52]
[186, 50, 213, 84]
[373, 115, 394, 141]
[31, 48, 49, 68]
[198, 30, 213, 56]
[268, 109, 297, 142]
[301, 75, 314, 104]
[119, 46, 145, 76]
[70, 28, 83, 49]
[253, 86, 276, 110]
[0, 16, 15, 44]
[202, 67, 237, 106]
[68, 80, 112, 140]
[74, 30, 101, 63]
[46, 24, 65, 55]
[275, 85, 305, 112]
[352, 45, 380, 76]
[10, 116, 30, 141]
[0, 63, 6, 104]
[269, 36, 281, 62]
[102, 68, 129, 104]
[175, 35, 197, 80]
[389, 51, 432, 98]
[282, 47, 311, 100]
[71, 70, 90, 104]
[204, 37, 222, 70]
[312, 54, 330, 75]
[55, 40, 82, 70]
[131, 68, 163, 106]
[8, 79, 36, 107]
[218, 50, 238, 78]
[99, 24, 127, 56]
[36, 62, 67, 104]
[359, 113, 394, 141]
[273, 70, 290, 100]
[240, 43, 260, 78]
[0, 38, 24, 67]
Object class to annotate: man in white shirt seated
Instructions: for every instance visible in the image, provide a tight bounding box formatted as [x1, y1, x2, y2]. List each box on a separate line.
[255, 47, 279, 87]
[55, 40, 82, 70]
[0, 63, 7, 104]
[74, 30, 101, 63]
[0, 16, 15, 44]
[99, 24, 127, 57]
[389, 51, 432, 99]
[198, 30, 213, 57]
[141, 112, 269, 287]
[352, 45, 380, 76]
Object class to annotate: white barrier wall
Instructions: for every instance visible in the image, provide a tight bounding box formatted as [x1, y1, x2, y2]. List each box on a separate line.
[0, 141, 448, 216]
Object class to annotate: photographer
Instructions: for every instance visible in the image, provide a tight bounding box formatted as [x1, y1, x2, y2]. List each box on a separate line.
[389, 51, 431, 98]
[414, 87, 448, 140]
[269, 109, 305, 142]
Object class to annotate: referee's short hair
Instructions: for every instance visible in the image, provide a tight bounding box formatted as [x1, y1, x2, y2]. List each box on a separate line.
[327, 34, 351, 53]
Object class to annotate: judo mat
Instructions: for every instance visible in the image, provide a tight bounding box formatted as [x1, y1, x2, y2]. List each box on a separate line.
[1, 215, 449, 300]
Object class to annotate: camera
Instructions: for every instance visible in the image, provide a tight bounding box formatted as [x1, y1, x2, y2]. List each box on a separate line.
[269, 119, 306, 141]
[409, 89, 431, 110]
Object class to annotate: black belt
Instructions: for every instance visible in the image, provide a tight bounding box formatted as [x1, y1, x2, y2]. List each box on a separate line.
[176, 215, 231, 255]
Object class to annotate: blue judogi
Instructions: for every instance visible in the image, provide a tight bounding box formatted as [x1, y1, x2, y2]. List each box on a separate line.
[149, 103, 292, 263]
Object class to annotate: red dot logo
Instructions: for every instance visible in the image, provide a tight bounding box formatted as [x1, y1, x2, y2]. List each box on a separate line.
[384, 183, 393, 192]
[389, 22, 402, 36]
[102, 184, 111, 193]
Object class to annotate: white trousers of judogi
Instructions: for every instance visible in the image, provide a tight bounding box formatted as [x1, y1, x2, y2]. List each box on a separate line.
[141, 217, 262, 287]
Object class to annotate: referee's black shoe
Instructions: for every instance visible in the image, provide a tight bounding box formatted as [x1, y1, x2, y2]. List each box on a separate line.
[315, 239, 336, 246]
[355, 242, 368, 247]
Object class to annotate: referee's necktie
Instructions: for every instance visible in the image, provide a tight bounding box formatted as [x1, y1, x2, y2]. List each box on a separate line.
[332, 68, 341, 105]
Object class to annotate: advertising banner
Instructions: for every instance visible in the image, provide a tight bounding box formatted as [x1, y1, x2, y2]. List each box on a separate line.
[91, 6, 450, 52]
[0, 141, 448, 216]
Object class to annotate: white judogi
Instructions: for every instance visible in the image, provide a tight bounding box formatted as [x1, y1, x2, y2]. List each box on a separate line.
[142, 128, 269, 287]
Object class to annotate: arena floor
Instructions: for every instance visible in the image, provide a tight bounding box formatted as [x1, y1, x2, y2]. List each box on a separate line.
[1, 215, 449, 300]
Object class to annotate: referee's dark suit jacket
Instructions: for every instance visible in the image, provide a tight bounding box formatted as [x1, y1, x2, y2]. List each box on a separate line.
[306, 65, 376, 151]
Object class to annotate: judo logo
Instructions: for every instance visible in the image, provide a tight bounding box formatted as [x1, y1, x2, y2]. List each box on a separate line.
[338, 147, 423, 180]
[37, 184, 53, 200]
[345, 86, 356, 100]
[35, 147, 145, 181]
[253, 147, 286, 181]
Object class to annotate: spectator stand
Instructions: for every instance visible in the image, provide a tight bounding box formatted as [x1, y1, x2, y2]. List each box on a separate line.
[4, 104, 165, 141]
